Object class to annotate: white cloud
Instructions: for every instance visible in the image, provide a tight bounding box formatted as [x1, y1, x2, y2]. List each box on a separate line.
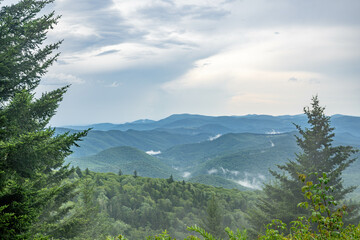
[234, 178, 262, 190]
[266, 130, 282, 135]
[161, 26, 360, 116]
[29, 0, 359, 125]
[207, 168, 218, 174]
[146, 150, 161, 155]
[182, 172, 191, 178]
[208, 134, 222, 141]
[163, 27, 359, 91]
[106, 81, 121, 88]
[233, 172, 264, 190]
[42, 73, 85, 85]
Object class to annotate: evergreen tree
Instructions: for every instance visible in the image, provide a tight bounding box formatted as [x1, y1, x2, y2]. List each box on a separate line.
[118, 169, 122, 176]
[201, 194, 224, 238]
[167, 174, 174, 184]
[133, 170, 138, 178]
[249, 96, 359, 235]
[76, 166, 83, 178]
[0, 0, 87, 238]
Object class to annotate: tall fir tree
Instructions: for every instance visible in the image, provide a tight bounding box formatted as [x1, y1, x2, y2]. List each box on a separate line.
[249, 96, 359, 236]
[201, 194, 224, 238]
[0, 0, 87, 238]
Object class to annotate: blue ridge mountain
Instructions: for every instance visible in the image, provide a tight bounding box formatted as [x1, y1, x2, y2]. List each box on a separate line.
[63, 114, 360, 137]
[56, 128, 210, 157]
[62, 114, 360, 191]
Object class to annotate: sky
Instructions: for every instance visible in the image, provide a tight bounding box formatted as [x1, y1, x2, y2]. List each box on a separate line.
[3, 0, 360, 126]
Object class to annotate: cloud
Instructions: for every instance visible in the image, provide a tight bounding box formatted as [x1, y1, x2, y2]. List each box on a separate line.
[309, 78, 321, 84]
[182, 172, 191, 178]
[96, 50, 121, 56]
[233, 172, 264, 190]
[146, 150, 161, 155]
[266, 130, 282, 135]
[105, 81, 121, 88]
[34, 0, 360, 125]
[160, 26, 360, 116]
[208, 168, 218, 174]
[42, 73, 85, 85]
[235, 178, 262, 190]
[208, 134, 222, 141]
[288, 77, 298, 82]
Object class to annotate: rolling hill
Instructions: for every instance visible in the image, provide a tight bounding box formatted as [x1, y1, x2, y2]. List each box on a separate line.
[157, 132, 298, 168]
[67, 146, 178, 179]
[62, 114, 360, 191]
[57, 128, 210, 157]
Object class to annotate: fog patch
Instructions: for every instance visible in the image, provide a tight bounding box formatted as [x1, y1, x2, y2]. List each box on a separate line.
[235, 178, 262, 190]
[266, 130, 282, 135]
[208, 168, 218, 174]
[209, 134, 222, 141]
[182, 172, 191, 178]
[219, 167, 240, 176]
[234, 172, 263, 189]
[207, 167, 265, 190]
[146, 150, 161, 155]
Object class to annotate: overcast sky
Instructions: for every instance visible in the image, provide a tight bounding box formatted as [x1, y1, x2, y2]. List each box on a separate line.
[4, 0, 360, 125]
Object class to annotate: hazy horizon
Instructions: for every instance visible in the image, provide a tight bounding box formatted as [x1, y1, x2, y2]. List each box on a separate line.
[57, 112, 360, 127]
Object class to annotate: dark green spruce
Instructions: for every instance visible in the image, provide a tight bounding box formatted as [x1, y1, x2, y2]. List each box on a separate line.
[248, 96, 359, 236]
[0, 0, 87, 239]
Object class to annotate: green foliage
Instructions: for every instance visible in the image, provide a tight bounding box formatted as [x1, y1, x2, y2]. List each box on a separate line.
[167, 175, 174, 184]
[249, 96, 359, 235]
[201, 195, 224, 238]
[188, 175, 250, 191]
[0, 0, 87, 238]
[61, 172, 256, 239]
[141, 171, 359, 240]
[257, 172, 360, 240]
[76, 166, 84, 178]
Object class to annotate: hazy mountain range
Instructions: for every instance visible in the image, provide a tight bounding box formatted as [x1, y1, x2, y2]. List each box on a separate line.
[63, 114, 360, 191]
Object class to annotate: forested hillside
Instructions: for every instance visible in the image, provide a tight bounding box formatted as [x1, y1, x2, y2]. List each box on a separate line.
[71, 130, 360, 192]
[47, 171, 259, 239]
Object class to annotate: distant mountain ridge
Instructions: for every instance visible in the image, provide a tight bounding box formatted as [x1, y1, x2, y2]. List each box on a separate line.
[62, 113, 360, 137]
[63, 113, 360, 191]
